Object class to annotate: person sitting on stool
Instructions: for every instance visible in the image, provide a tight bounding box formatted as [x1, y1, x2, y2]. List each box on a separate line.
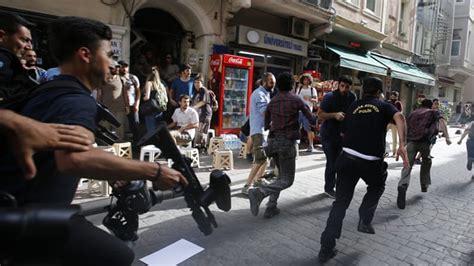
[168, 94, 199, 146]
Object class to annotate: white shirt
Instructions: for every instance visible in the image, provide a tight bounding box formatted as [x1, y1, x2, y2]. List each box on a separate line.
[123, 74, 140, 106]
[296, 86, 318, 111]
[171, 107, 199, 139]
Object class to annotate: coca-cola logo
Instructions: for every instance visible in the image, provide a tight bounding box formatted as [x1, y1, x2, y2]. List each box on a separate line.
[210, 59, 220, 67]
[227, 57, 243, 65]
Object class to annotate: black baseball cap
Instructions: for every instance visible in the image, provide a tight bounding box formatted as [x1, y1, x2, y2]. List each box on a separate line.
[118, 60, 128, 67]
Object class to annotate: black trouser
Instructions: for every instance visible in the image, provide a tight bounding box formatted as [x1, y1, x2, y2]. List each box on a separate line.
[127, 108, 140, 144]
[4, 215, 134, 266]
[321, 151, 388, 249]
[321, 137, 342, 192]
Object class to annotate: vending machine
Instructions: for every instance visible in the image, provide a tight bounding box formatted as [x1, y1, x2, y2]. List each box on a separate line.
[209, 54, 254, 135]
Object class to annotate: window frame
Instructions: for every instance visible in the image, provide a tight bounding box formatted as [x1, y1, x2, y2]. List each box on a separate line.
[363, 0, 382, 19]
[451, 28, 462, 57]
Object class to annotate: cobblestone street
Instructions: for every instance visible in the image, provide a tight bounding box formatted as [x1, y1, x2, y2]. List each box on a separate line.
[88, 128, 474, 265]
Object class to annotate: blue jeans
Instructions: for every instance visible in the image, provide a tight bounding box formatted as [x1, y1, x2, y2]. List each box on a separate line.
[321, 136, 342, 192]
[144, 113, 162, 134]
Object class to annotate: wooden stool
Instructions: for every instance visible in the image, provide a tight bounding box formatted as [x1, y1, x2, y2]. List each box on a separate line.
[113, 142, 132, 159]
[238, 142, 247, 158]
[208, 137, 225, 155]
[207, 129, 216, 144]
[179, 147, 200, 168]
[140, 145, 161, 162]
[212, 150, 234, 170]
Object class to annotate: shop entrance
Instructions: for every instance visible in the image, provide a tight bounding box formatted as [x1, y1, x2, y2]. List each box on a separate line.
[234, 50, 294, 88]
[130, 8, 185, 83]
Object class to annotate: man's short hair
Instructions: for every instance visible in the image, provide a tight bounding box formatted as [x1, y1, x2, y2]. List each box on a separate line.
[421, 99, 433, 108]
[433, 98, 439, 103]
[48, 16, 112, 64]
[0, 12, 33, 34]
[276, 72, 293, 92]
[391, 91, 399, 97]
[362, 77, 383, 95]
[179, 64, 191, 72]
[179, 94, 190, 101]
[338, 75, 352, 86]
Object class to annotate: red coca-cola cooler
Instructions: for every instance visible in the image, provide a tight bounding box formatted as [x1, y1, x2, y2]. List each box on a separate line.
[208, 54, 254, 135]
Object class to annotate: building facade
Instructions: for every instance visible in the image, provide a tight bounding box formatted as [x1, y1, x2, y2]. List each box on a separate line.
[0, 0, 254, 77]
[451, 0, 474, 103]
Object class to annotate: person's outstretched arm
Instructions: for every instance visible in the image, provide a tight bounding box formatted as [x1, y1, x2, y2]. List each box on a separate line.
[0, 109, 91, 179]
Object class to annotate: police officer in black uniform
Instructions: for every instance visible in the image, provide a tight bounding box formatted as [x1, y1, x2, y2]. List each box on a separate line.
[318, 77, 410, 262]
[0, 11, 36, 103]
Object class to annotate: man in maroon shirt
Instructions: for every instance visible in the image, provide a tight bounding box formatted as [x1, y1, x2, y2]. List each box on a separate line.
[248, 72, 317, 218]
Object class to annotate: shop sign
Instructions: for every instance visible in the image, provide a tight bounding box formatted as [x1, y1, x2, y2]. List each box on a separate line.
[210, 54, 221, 73]
[235, 25, 308, 57]
[223, 54, 253, 67]
[111, 39, 122, 57]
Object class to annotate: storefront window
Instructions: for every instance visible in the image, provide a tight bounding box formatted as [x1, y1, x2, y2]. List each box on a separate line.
[438, 87, 446, 98]
[267, 55, 292, 66]
[235, 49, 294, 85]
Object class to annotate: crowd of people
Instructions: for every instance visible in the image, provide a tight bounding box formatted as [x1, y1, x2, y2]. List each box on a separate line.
[7, 21, 215, 151]
[0, 11, 466, 265]
[241, 71, 456, 262]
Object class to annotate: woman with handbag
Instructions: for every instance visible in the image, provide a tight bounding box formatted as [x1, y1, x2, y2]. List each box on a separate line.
[141, 67, 168, 134]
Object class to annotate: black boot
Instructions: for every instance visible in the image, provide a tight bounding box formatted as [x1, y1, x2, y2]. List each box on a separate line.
[397, 185, 407, 209]
[318, 246, 337, 262]
[357, 219, 375, 234]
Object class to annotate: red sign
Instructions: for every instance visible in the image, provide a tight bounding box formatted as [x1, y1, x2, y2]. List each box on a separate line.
[223, 54, 252, 67]
[210, 54, 221, 73]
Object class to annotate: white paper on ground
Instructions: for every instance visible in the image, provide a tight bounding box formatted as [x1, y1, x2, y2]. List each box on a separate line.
[140, 239, 204, 265]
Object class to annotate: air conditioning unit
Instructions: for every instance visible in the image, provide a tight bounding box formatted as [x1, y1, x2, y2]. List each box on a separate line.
[290, 17, 310, 39]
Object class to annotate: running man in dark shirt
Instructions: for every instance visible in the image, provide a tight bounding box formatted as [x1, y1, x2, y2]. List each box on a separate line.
[318, 77, 409, 262]
[248, 72, 317, 219]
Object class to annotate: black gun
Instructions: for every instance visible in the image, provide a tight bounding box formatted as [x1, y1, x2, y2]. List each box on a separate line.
[103, 122, 231, 241]
[95, 101, 120, 145]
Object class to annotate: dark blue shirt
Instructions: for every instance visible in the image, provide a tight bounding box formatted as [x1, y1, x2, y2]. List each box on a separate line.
[342, 96, 399, 158]
[319, 90, 357, 143]
[0, 75, 97, 205]
[171, 77, 194, 102]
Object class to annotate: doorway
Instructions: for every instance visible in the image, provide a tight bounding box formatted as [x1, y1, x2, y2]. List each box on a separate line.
[130, 8, 185, 83]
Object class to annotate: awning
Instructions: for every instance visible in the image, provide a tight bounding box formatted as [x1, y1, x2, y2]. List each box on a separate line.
[371, 54, 435, 86]
[327, 45, 387, 76]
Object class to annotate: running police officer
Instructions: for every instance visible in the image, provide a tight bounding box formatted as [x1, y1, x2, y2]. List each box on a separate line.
[318, 77, 409, 262]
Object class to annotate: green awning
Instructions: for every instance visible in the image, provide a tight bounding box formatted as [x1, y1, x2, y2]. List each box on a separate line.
[327, 45, 387, 76]
[371, 54, 435, 86]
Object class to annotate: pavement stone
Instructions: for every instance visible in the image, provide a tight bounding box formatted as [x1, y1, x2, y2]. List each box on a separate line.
[86, 128, 474, 265]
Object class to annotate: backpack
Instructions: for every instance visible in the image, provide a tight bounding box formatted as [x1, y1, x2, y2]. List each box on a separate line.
[297, 86, 315, 98]
[208, 90, 218, 112]
[407, 108, 439, 142]
[140, 84, 168, 115]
